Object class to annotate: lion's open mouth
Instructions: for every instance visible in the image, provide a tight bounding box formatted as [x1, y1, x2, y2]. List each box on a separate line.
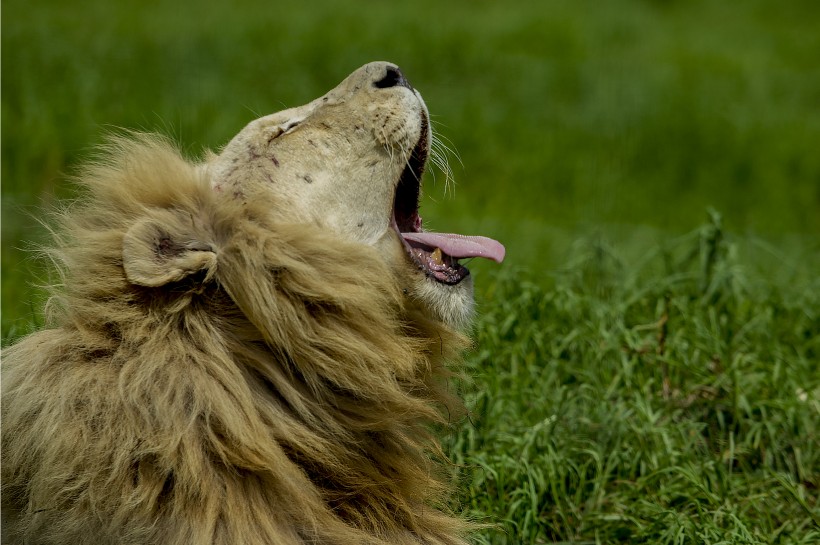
[391, 113, 505, 285]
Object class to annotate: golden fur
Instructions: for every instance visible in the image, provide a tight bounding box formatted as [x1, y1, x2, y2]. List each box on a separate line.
[1, 134, 471, 544]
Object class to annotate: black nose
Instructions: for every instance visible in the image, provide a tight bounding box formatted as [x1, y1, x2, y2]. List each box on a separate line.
[374, 66, 412, 90]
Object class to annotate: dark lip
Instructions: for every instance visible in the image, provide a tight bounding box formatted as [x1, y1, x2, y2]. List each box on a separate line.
[392, 111, 428, 233]
[390, 111, 470, 286]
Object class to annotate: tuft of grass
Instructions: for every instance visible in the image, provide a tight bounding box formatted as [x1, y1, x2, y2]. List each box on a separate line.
[447, 216, 819, 544]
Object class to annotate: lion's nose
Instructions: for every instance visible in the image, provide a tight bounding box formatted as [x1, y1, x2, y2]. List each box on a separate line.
[374, 65, 412, 90]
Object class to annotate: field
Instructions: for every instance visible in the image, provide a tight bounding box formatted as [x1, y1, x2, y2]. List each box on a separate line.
[449, 219, 819, 543]
[2, 0, 819, 542]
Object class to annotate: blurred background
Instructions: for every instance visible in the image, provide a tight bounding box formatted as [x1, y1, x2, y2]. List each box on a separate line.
[3, 0, 819, 339]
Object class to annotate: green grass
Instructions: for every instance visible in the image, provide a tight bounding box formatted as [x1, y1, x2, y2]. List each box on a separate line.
[3, 0, 819, 542]
[452, 215, 819, 543]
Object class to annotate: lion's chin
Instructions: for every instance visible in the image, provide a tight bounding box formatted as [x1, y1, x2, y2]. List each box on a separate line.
[374, 231, 475, 331]
[412, 273, 475, 331]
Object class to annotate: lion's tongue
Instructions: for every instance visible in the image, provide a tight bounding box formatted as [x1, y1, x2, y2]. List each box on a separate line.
[401, 232, 506, 263]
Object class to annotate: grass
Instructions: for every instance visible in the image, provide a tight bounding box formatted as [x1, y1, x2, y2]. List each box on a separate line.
[453, 215, 819, 543]
[2, 0, 819, 542]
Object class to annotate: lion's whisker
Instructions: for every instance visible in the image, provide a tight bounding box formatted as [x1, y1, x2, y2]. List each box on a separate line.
[428, 131, 459, 198]
[433, 133, 463, 167]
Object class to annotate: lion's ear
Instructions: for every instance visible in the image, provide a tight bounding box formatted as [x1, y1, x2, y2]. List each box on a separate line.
[122, 218, 217, 287]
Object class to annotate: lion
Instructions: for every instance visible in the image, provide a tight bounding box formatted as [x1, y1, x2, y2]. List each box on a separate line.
[1, 62, 505, 545]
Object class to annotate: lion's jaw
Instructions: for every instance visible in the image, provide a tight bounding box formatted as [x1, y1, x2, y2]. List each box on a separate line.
[208, 62, 496, 330]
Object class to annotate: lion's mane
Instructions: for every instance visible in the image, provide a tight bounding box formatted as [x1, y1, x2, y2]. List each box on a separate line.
[2, 135, 469, 545]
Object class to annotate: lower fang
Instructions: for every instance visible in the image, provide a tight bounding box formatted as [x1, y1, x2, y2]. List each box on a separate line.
[431, 248, 444, 265]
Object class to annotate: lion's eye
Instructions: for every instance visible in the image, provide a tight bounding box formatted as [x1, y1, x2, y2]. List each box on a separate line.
[282, 120, 301, 134]
[264, 120, 303, 143]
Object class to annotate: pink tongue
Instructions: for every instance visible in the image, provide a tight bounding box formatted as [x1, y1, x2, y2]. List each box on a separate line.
[401, 232, 506, 263]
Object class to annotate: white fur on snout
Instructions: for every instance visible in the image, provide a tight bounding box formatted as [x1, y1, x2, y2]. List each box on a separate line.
[370, 96, 423, 152]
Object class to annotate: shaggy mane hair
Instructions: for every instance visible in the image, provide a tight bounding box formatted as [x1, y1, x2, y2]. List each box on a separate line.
[2, 135, 470, 545]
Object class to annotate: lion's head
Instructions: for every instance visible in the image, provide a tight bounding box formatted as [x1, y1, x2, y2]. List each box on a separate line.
[207, 61, 504, 329]
[2, 62, 503, 545]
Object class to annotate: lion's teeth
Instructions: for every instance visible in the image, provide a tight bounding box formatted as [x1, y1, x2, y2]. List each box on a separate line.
[431, 248, 444, 265]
